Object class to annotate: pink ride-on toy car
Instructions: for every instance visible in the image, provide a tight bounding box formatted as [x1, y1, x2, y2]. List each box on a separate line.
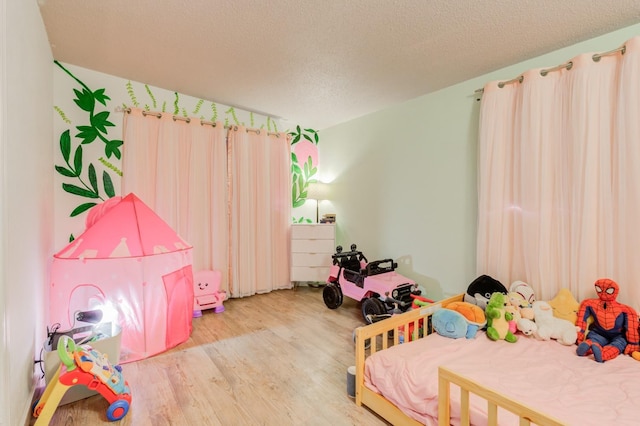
[323, 244, 422, 323]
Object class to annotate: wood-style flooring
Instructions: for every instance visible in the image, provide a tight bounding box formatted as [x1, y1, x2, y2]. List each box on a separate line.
[30, 286, 389, 425]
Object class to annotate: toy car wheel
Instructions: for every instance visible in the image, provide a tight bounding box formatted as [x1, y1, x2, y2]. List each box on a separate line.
[323, 283, 343, 309]
[32, 398, 42, 418]
[361, 297, 386, 323]
[106, 399, 130, 422]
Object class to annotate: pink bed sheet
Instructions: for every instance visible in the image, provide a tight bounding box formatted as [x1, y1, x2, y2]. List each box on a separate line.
[364, 331, 640, 425]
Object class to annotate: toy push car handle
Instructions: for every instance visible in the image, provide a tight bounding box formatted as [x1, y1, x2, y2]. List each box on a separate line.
[57, 335, 77, 371]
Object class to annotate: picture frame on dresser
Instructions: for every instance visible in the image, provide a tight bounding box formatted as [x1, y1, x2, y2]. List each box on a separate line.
[290, 223, 336, 287]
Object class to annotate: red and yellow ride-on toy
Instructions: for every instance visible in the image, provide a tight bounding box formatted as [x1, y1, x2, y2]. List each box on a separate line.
[33, 335, 132, 424]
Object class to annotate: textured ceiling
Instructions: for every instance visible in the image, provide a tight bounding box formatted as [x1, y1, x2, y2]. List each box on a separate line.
[38, 0, 640, 130]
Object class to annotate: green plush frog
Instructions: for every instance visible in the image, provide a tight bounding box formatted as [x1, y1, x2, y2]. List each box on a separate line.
[485, 292, 518, 343]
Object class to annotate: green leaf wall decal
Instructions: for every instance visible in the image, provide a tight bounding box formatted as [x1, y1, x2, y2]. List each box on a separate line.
[55, 165, 76, 178]
[73, 146, 83, 174]
[55, 60, 119, 219]
[60, 130, 71, 162]
[103, 171, 115, 198]
[88, 164, 98, 193]
[71, 202, 98, 217]
[62, 183, 99, 198]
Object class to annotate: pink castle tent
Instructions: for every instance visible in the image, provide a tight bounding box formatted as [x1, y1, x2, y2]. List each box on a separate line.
[49, 193, 194, 363]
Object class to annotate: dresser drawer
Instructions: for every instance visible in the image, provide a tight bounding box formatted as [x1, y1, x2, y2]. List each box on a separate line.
[292, 252, 333, 267]
[291, 266, 330, 282]
[291, 239, 335, 254]
[290, 223, 335, 283]
[291, 224, 335, 240]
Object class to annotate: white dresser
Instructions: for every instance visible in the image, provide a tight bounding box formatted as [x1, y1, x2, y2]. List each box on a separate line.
[290, 223, 336, 284]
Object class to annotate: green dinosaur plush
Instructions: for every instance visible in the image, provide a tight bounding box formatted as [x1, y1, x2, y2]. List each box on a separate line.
[485, 292, 518, 343]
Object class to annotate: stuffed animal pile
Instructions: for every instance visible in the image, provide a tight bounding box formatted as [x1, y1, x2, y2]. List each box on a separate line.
[454, 276, 640, 364]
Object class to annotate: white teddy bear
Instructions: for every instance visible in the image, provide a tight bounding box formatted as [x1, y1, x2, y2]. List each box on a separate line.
[516, 318, 537, 336]
[531, 300, 578, 345]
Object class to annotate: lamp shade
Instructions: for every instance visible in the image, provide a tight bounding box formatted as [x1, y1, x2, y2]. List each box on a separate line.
[306, 182, 331, 201]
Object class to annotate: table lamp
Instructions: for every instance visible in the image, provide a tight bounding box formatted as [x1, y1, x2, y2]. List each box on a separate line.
[306, 182, 330, 223]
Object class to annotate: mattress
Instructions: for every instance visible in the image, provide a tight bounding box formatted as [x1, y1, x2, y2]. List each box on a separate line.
[364, 330, 640, 425]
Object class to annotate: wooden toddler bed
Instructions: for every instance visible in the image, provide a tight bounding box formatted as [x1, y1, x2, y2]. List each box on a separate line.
[354, 293, 640, 425]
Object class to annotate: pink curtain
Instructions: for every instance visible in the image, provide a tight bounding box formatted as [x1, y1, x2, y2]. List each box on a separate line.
[227, 126, 291, 297]
[122, 109, 229, 290]
[477, 36, 640, 312]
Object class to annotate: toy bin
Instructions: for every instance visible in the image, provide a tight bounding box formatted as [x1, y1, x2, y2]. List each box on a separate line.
[43, 324, 122, 405]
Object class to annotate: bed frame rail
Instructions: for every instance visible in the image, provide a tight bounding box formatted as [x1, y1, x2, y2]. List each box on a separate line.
[354, 293, 464, 425]
[354, 293, 567, 425]
[438, 366, 566, 426]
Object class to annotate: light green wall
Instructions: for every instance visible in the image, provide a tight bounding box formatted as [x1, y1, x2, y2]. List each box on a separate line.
[320, 23, 640, 300]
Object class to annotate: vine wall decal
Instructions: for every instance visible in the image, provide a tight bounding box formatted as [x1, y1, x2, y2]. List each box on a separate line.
[54, 61, 119, 242]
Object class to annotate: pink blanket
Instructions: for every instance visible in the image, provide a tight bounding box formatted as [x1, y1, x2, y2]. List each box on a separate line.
[364, 331, 640, 425]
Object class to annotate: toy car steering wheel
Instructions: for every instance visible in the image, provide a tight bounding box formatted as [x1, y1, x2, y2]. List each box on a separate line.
[56, 335, 77, 371]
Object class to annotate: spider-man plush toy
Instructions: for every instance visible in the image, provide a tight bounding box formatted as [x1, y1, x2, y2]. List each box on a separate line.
[576, 278, 639, 362]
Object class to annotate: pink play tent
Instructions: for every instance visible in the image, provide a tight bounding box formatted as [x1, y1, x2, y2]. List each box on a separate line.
[49, 193, 194, 363]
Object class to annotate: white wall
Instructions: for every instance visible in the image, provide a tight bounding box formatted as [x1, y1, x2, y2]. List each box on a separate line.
[320, 23, 640, 301]
[0, 0, 54, 425]
[0, 1, 7, 423]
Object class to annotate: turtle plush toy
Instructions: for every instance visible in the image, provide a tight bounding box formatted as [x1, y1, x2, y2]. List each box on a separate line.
[485, 292, 517, 343]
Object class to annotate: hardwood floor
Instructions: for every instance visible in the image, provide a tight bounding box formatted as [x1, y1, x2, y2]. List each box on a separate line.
[31, 286, 389, 425]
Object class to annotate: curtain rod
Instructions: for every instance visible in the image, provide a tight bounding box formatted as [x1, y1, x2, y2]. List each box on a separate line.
[474, 43, 627, 95]
[115, 107, 282, 137]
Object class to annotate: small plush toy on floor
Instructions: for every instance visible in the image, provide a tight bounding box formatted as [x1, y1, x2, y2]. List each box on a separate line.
[576, 278, 639, 362]
[193, 270, 226, 317]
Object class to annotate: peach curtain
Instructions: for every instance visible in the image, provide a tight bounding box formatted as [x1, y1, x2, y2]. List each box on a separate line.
[477, 36, 640, 312]
[227, 126, 291, 297]
[122, 108, 229, 290]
